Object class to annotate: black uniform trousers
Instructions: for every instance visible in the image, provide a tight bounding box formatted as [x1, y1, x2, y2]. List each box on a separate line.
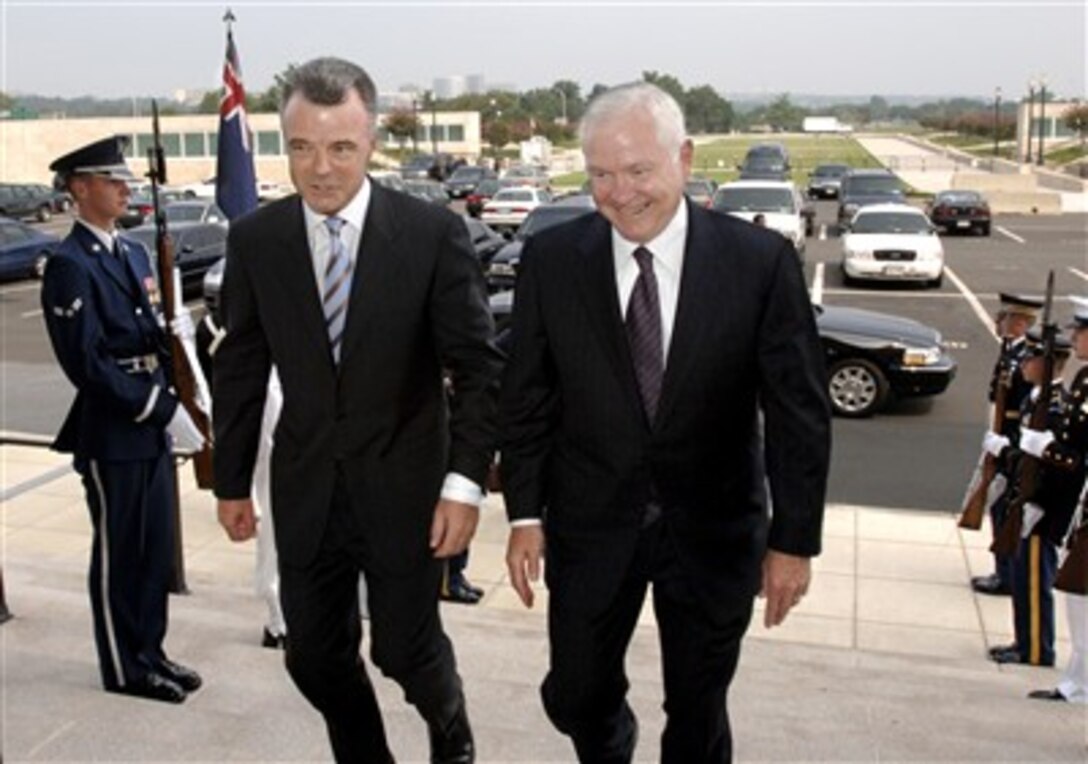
[542, 512, 753, 764]
[81, 453, 174, 690]
[1012, 533, 1059, 665]
[990, 492, 1015, 589]
[279, 469, 463, 763]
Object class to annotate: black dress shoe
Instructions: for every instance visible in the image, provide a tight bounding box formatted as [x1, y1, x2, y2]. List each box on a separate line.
[1028, 688, 1066, 701]
[157, 659, 202, 692]
[261, 628, 287, 650]
[990, 646, 1054, 666]
[988, 642, 1018, 658]
[110, 673, 186, 704]
[972, 574, 1011, 596]
[440, 580, 481, 605]
[429, 702, 475, 763]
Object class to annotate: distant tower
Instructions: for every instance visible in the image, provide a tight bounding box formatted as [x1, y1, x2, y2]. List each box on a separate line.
[466, 74, 486, 95]
[433, 76, 466, 100]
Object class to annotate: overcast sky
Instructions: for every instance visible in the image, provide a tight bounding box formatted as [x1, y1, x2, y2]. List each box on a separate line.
[3, 1, 1085, 102]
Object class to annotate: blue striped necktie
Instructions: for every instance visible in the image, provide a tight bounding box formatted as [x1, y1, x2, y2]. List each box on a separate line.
[625, 246, 663, 422]
[323, 216, 352, 364]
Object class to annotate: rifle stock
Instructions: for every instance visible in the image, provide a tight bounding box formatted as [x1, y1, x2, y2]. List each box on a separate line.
[958, 454, 994, 530]
[149, 101, 214, 490]
[1055, 524, 1088, 595]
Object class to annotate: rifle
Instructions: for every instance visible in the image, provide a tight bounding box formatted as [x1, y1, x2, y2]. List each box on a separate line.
[959, 365, 1011, 529]
[991, 271, 1056, 557]
[148, 101, 215, 490]
[1056, 486, 1088, 595]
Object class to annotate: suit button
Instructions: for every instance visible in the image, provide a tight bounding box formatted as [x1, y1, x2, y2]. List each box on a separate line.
[135, 307, 143, 315]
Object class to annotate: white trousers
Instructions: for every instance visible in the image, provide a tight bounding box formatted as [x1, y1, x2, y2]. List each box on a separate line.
[1058, 593, 1088, 704]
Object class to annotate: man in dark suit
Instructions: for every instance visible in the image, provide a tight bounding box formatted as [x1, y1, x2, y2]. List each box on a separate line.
[213, 58, 501, 763]
[501, 83, 831, 763]
[41, 136, 205, 704]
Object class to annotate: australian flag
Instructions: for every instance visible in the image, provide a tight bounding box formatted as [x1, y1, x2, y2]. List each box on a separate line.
[215, 28, 259, 221]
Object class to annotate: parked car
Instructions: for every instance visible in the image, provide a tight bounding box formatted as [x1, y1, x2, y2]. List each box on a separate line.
[925, 190, 991, 236]
[0, 216, 60, 281]
[806, 164, 850, 199]
[444, 166, 496, 199]
[28, 183, 73, 213]
[127, 216, 227, 298]
[118, 188, 187, 229]
[404, 179, 450, 205]
[176, 177, 218, 199]
[162, 200, 227, 225]
[684, 177, 717, 208]
[461, 216, 507, 265]
[840, 203, 944, 288]
[400, 153, 457, 181]
[837, 168, 904, 227]
[485, 195, 596, 291]
[371, 171, 407, 193]
[0, 183, 56, 222]
[500, 165, 551, 189]
[738, 143, 790, 180]
[710, 180, 809, 260]
[465, 178, 502, 218]
[489, 290, 956, 418]
[480, 186, 552, 235]
[203, 256, 226, 319]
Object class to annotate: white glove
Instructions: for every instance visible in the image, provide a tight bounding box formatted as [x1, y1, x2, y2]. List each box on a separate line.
[1022, 501, 1044, 538]
[167, 405, 205, 454]
[1019, 427, 1055, 459]
[982, 430, 1010, 457]
[170, 310, 195, 343]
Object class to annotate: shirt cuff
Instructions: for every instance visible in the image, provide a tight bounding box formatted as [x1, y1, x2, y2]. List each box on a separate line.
[510, 518, 543, 527]
[441, 472, 483, 507]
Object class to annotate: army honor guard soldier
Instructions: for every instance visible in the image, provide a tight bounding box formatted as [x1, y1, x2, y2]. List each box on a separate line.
[41, 136, 205, 703]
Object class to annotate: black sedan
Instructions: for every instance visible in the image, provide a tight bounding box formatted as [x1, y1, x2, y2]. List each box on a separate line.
[925, 190, 991, 236]
[485, 195, 596, 291]
[445, 166, 496, 199]
[489, 293, 956, 418]
[126, 220, 226, 299]
[0, 216, 60, 281]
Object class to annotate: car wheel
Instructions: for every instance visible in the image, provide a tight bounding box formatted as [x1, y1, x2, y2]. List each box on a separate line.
[978, 222, 991, 236]
[828, 358, 889, 418]
[32, 252, 49, 279]
[930, 271, 944, 289]
[59, 198, 72, 212]
[841, 265, 857, 287]
[37, 205, 51, 223]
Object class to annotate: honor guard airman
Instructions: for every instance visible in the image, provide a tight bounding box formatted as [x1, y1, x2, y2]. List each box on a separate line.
[973, 292, 1043, 596]
[985, 329, 1082, 666]
[41, 136, 205, 703]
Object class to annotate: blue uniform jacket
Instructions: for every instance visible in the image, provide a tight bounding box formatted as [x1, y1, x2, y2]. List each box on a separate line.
[41, 222, 177, 463]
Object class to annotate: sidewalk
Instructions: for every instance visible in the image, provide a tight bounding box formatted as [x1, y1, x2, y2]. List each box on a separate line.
[2, 443, 1085, 762]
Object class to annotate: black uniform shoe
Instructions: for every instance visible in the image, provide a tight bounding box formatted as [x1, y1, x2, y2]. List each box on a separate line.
[1028, 688, 1066, 701]
[971, 574, 1011, 596]
[990, 646, 1054, 666]
[110, 673, 186, 704]
[440, 579, 482, 605]
[428, 701, 475, 763]
[261, 628, 287, 650]
[157, 659, 202, 692]
[988, 642, 1018, 658]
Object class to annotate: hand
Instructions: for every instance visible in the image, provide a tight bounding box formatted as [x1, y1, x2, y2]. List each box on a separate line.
[982, 430, 1010, 458]
[1019, 427, 1055, 459]
[169, 310, 195, 342]
[1021, 501, 1045, 538]
[760, 550, 811, 628]
[506, 524, 545, 608]
[218, 498, 257, 541]
[429, 499, 479, 558]
[167, 405, 205, 453]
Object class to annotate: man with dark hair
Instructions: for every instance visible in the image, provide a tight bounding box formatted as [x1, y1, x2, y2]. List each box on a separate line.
[214, 57, 501, 762]
[41, 136, 204, 704]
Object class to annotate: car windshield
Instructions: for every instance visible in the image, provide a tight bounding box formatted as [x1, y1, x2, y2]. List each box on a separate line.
[937, 192, 982, 204]
[475, 180, 500, 195]
[814, 165, 848, 177]
[450, 167, 483, 181]
[852, 212, 930, 235]
[713, 188, 796, 213]
[493, 189, 535, 203]
[505, 167, 539, 178]
[519, 206, 593, 238]
[164, 205, 206, 223]
[845, 176, 901, 195]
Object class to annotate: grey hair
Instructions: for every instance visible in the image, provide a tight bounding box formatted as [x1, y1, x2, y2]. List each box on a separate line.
[280, 57, 378, 128]
[578, 82, 687, 155]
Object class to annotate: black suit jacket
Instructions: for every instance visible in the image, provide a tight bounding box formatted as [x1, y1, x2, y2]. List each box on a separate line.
[214, 183, 502, 573]
[500, 202, 831, 611]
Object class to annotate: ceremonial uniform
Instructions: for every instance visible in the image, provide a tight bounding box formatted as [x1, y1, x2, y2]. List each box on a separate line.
[41, 137, 203, 703]
[990, 332, 1082, 667]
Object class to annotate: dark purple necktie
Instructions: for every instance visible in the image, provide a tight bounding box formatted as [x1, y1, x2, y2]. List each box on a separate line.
[625, 246, 664, 422]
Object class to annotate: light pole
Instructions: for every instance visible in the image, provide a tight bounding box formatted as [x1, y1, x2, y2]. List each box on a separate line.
[411, 95, 419, 154]
[427, 90, 438, 156]
[1025, 81, 1035, 163]
[554, 87, 568, 126]
[993, 86, 1002, 157]
[1036, 76, 1047, 166]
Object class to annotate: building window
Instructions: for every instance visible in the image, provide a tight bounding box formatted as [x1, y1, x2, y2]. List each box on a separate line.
[135, 133, 181, 158]
[448, 125, 464, 142]
[184, 132, 206, 157]
[208, 132, 219, 152]
[257, 130, 282, 156]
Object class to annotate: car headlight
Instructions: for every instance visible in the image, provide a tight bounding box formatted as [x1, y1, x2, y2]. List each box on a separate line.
[901, 346, 941, 366]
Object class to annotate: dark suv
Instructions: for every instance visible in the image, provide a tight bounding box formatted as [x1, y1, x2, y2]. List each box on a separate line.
[0, 183, 56, 222]
[836, 169, 904, 228]
[738, 143, 790, 180]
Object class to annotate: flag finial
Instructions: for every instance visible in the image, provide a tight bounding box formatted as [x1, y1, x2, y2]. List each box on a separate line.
[223, 8, 235, 30]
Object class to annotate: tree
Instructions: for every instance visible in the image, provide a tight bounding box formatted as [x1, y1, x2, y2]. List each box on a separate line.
[641, 71, 685, 104]
[484, 120, 512, 156]
[684, 85, 733, 134]
[0, 91, 14, 112]
[1063, 103, 1088, 153]
[764, 94, 806, 131]
[197, 90, 220, 115]
[384, 107, 420, 152]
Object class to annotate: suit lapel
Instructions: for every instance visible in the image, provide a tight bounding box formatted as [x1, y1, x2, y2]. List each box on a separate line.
[576, 215, 646, 425]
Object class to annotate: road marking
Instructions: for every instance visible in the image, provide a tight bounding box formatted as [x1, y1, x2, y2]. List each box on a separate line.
[0, 282, 42, 295]
[1069, 267, 1088, 283]
[995, 225, 1025, 244]
[20, 309, 43, 319]
[944, 266, 999, 343]
[810, 262, 824, 305]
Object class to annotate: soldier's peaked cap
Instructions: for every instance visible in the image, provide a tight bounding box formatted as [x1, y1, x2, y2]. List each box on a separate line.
[1067, 296, 1088, 330]
[997, 292, 1043, 317]
[49, 135, 134, 181]
[1023, 327, 1072, 358]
